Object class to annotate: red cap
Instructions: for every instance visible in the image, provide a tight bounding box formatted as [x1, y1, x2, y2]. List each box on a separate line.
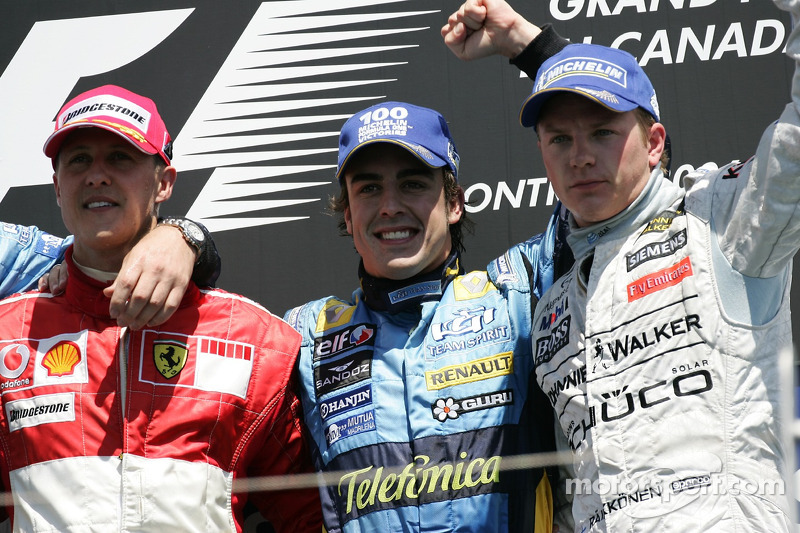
[43, 85, 172, 165]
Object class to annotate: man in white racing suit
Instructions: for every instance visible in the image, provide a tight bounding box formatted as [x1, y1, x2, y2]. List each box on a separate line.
[444, 0, 799, 530]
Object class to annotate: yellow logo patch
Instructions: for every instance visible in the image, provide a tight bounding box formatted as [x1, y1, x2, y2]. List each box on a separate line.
[641, 209, 684, 234]
[453, 271, 495, 301]
[42, 341, 82, 377]
[154, 341, 188, 379]
[315, 299, 357, 333]
[425, 352, 513, 390]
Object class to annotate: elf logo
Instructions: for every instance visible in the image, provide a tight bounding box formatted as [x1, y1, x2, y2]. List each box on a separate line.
[314, 324, 376, 361]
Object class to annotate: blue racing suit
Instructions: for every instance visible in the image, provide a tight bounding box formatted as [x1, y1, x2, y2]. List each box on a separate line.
[285, 238, 562, 532]
[283, 27, 577, 533]
[0, 223, 69, 298]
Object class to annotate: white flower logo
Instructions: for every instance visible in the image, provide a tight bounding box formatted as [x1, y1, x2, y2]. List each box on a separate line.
[433, 398, 460, 422]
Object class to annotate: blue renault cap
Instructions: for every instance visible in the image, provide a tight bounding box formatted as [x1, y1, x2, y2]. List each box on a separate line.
[520, 43, 660, 127]
[336, 101, 460, 181]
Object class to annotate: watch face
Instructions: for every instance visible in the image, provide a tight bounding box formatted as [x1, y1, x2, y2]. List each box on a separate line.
[185, 223, 205, 242]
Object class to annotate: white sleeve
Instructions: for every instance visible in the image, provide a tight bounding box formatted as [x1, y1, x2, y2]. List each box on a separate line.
[712, 1, 800, 277]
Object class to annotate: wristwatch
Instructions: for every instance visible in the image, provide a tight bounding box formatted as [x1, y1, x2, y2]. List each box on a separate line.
[159, 217, 206, 256]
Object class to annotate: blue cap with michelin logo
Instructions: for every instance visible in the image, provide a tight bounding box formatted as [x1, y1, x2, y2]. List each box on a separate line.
[519, 43, 660, 127]
[336, 101, 460, 182]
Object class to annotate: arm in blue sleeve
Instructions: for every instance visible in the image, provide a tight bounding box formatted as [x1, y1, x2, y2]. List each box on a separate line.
[0, 223, 71, 298]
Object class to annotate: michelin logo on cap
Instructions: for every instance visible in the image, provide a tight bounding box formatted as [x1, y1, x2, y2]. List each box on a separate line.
[535, 57, 629, 92]
[337, 102, 461, 181]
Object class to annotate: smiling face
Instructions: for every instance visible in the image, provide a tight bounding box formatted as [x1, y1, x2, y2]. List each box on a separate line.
[53, 128, 176, 271]
[536, 93, 665, 227]
[343, 143, 463, 280]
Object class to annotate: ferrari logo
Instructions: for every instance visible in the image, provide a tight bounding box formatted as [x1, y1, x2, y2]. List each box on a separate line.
[154, 341, 188, 379]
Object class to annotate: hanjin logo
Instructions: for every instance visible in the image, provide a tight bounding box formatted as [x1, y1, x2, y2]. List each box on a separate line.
[319, 384, 372, 421]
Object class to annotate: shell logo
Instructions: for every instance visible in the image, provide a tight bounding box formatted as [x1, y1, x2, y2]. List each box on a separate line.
[42, 341, 82, 377]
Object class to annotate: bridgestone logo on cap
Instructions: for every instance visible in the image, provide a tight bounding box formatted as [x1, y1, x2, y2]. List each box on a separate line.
[58, 94, 151, 132]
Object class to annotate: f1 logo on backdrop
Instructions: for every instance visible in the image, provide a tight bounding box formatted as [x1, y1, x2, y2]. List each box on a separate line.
[0, 0, 437, 233]
[0, 9, 193, 203]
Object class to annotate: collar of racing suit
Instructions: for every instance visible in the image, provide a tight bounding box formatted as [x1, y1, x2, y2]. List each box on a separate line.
[358, 249, 463, 313]
[62, 246, 202, 319]
[566, 169, 685, 261]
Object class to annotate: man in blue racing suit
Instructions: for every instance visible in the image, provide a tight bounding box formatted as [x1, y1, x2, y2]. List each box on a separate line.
[285, 101, 562, 532]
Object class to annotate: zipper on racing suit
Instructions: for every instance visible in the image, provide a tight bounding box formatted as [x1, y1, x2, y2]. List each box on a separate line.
[119, 326, 128, 419]
[116, 327, 146, 524]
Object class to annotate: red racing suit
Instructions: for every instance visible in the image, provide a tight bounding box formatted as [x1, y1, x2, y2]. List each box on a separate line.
[0, 250, 321, 532]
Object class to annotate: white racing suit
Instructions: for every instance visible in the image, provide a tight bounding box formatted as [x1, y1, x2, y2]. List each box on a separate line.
[530, 0, 800, 530]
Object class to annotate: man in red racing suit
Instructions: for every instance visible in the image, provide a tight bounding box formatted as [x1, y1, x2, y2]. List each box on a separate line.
[0, 84, 321, 532]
